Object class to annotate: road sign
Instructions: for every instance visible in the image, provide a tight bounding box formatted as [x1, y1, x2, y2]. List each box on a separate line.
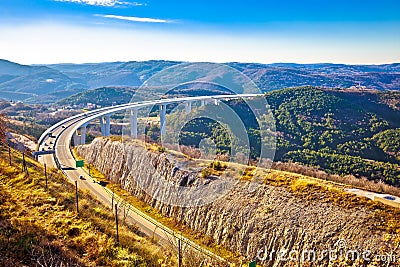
[76, 160, 84, 168]
[249, 261, 256, 267]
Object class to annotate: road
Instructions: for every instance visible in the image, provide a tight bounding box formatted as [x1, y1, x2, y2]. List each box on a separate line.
[37, 95, 264, 263]
[345, 188, 400, 209]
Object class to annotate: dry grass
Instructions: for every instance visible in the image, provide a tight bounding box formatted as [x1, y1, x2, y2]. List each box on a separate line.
[74, 145, 233, 265]
[105, 182, 239, 264]
[0, 145, 171, 267]
[272, 161, 400, 197]
[76, 137, 400, 266]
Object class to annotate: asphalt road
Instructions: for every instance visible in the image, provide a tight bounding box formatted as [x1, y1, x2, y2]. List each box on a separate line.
[38, 114, 174, 246]
[37, 100, 230, 263]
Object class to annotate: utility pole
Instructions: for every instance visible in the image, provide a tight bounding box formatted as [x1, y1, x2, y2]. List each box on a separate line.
[115, 203, 119, 245]
[75, 181, 79, 215]
[8, 147, 11, 166]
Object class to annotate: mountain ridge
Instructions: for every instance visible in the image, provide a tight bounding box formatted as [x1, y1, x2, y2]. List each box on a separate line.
[0, 59, 399, 104]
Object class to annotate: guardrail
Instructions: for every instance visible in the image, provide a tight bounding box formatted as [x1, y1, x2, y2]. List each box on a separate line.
[373, 195, 400, 209]
[44, 95, 266, 264]
[37, 102, 144, 150]
[41, 94, 264, 150]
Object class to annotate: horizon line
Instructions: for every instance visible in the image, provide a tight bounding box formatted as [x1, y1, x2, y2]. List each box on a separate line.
[1, 58, 399, 67]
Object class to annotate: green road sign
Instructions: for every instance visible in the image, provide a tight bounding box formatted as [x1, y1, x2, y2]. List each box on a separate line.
[76, 160, 84, 168]
[249, 261, 256, 267]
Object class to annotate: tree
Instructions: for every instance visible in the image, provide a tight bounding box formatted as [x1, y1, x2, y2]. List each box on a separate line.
[0, 113, 8, 145]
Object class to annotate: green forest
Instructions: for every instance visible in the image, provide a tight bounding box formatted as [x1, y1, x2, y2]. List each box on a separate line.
[165, 87, 400, 185]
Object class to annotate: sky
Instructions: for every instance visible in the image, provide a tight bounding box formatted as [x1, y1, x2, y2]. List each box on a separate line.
[0, 0, 399, 65]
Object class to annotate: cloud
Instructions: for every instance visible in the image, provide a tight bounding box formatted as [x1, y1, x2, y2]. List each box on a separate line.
[55, 0, 144, 7]
[102, 14, 170, 23]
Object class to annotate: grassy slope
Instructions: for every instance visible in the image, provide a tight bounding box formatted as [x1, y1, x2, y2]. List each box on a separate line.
[0, 146, 173, 267]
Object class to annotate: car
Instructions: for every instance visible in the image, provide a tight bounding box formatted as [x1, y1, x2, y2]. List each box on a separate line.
[384, 196, 396, 201]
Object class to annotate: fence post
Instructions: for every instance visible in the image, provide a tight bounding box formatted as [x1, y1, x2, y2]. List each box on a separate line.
[112, 190, 114, 212]
[115, 203, 119, 245]
[178, 238, 182, 267]
[44, 164, 48, 190]
[75, 181, 79, 215]
[22, 153, 28, 174]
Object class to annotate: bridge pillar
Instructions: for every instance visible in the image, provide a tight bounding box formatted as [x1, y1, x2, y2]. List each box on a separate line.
[100, 116, 106, 135]
[130, 109, 138, 138]
[185, 101, 192, 113]
[104, 115, 111, 136]
[80, 125, 87, 145]
[159, 104, 167, 135]
[73, 131, 81, 146]
[201, 99, 206, 106]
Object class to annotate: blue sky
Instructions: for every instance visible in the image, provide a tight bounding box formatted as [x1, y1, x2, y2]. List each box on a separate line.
[0, 0, 399, 64]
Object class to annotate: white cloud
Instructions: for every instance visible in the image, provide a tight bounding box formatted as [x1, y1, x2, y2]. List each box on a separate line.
[102, 14, 170, 23]
[55, 0, 143, 7]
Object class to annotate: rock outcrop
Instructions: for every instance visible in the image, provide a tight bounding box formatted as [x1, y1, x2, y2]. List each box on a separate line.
[77, 138, 398, 266]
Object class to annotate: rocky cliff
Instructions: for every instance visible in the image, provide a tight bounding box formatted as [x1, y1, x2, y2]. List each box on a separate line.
[77, 138, 399, 266]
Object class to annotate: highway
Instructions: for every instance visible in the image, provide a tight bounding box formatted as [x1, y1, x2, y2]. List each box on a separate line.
[40, 117, 172, 244]
[37, 94, 263, 263]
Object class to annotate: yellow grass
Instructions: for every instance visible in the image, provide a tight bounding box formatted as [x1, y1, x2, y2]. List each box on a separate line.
[0, 146, 171, 266]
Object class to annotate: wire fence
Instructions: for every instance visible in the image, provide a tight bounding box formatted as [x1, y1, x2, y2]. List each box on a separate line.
[71, 151, 229, 266]
[1, 136, 231, 266]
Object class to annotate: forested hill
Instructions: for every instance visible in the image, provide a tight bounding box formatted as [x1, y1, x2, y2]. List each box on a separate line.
[175, 87, 400, 185]
[267, 88, 400, 184]
[56, 87, 137, 107]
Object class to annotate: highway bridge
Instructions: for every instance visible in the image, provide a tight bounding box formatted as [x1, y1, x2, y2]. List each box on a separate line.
[37, 93, 263, 263]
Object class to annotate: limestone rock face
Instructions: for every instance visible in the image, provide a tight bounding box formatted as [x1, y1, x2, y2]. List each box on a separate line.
[77, 138, 395, 266]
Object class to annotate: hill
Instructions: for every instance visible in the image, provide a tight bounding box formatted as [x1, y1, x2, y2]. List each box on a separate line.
[0, 59, 399, 103]
[0, 60, 87, 103]
[57, 83, 238, 107]
[0, 145, 170, 266]
[169, 87, 400, 185]
[57, 87, 137, 107]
